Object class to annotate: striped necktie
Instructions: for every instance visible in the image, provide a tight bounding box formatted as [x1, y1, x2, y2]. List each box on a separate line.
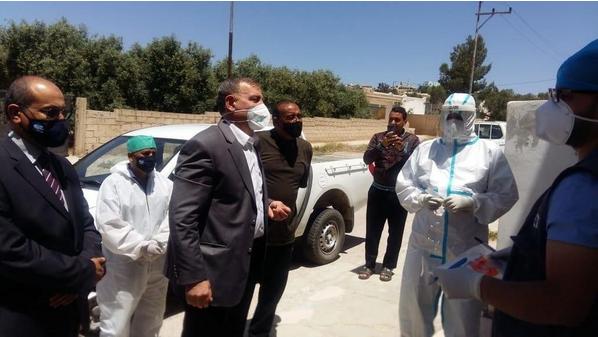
[37, 154, 65, 204]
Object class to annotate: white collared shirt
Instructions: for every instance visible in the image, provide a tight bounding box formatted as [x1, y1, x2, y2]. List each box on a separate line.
[228, 123, 265, 239]
[8, 131, 69, 211]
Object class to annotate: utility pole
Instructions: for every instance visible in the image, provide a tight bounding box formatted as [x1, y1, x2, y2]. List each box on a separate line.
[227, 1, 234, 79]
[468, 1, 511, 93]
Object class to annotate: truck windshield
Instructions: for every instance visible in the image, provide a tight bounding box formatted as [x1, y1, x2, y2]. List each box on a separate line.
[74, 136, 185, 187]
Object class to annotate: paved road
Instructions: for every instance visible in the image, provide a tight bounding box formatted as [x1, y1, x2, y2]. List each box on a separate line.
[160, 206, 447, 337]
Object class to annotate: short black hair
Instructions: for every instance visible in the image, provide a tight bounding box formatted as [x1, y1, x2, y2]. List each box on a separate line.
[216, 77, 261, 114]
[3, 76, 39, 118]
[272, 99, 300, 118]
[389, 106, 407, 120]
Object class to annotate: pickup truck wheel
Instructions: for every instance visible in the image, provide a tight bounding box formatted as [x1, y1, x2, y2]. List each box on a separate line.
[304, 208, 345, 265]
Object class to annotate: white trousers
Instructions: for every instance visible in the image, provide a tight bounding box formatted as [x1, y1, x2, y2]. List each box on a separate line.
[97, 255, 169, 337]
[399, 244, 482, 337]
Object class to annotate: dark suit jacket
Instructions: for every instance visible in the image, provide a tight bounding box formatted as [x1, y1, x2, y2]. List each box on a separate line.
[0, 137, 102, 336]
[166, 119, 268, 307]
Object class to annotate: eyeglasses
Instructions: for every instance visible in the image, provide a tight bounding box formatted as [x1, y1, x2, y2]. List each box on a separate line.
[23, 106, 71, 120]
[548, 88, 597, 103]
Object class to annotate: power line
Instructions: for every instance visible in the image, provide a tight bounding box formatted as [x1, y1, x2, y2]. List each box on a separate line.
[499, 15, 562, 63]
[495, 78, 555, 87]
[469, 1, 512, 94]
[507, 5, 564, 59]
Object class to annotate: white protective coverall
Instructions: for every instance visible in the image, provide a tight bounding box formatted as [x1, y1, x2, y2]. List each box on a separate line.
[95, 162, 172, 337]
[396, 93, 518, 337]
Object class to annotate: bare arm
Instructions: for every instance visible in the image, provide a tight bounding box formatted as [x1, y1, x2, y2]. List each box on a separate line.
[481, 240, 598, 326]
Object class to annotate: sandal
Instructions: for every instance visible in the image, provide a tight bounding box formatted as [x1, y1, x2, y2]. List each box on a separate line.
[379, 267, 394, 282]
[358, 266, 374, 280]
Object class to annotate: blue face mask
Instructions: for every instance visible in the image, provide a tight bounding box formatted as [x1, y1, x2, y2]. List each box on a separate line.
[28, 119, 69, 148]
[136, 156, 156, 173]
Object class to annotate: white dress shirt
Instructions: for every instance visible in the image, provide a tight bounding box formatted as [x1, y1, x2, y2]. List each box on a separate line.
[229, 123, 265, 238]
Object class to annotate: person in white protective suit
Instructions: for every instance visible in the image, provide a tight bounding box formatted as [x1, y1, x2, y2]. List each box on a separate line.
[95, 135, 172, 337]
[396, 93, 519, 337]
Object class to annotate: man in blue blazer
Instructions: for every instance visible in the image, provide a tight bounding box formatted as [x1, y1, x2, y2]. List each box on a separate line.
[0, 76, 105, 337]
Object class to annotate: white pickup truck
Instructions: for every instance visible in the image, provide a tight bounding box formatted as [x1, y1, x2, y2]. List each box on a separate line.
[74, 123, 372, 265]
[474, 120, 507, 151]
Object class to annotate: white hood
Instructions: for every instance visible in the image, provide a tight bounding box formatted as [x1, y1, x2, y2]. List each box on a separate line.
[441, 93, 477, 143]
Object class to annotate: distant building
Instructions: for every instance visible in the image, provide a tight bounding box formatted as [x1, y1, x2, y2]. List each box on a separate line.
[422, 81, 441, 87]
[401, 96, 427, 116]
[349, 85, 426, 118]
[391, 82, 417, 95]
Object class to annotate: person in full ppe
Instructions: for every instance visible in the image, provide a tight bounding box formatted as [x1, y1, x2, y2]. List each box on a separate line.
[396, 93, 519, 337]
[435, 39, 598, 337]
[95, 135, 172, 337]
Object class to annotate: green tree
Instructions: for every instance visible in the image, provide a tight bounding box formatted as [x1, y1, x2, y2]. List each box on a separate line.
[478, 84, 548, 121]
[1, 19, 367, 117]
[82, 36, 126, 110]
[0, 19, 92, 98]
[479, 86, 514, 121]
[214, 55, 368, 118]
[439, 35, 491, 94]
[376, 82, 391, 93]
[418, 84, 448, 114]
[135, 36, 215, 112]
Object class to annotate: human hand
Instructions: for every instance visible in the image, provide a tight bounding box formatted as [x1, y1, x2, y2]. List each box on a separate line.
[91, 257, 106, 282]
[392, 139, 405, 151]
[443, 195, 474, 213]
[185, 280, 213, 309]
[268, 200, 291, 221]
[433, 264, 484, 300]
[141, 240, 165, 261]
[49, 293, 78, 308]
[489, 246, 512, 261]
[418, 194, 445, 211]
[146, 240, 165, 255]
[382, 132, 400, 147]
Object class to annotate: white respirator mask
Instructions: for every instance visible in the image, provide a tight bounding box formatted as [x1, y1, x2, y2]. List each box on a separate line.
[536, 99, 598, 145]
[244, 103, 272, 131]
[226, 103, 272, 131]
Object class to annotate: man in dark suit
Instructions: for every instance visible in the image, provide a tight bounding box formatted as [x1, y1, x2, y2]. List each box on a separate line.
[166, 77, 290, 337]
[0, 76, 105, 337]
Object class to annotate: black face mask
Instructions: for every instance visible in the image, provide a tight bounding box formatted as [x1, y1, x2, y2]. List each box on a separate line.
[27, 119, 69, 148]
[283, 122, 303, 138]
[136, 156, 156, 173]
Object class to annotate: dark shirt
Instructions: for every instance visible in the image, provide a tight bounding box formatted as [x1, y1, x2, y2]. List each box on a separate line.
[257, 129, 313, 245]
[363, 130, 420, 188]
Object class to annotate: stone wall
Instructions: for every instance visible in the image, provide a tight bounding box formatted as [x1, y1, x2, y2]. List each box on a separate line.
[73, 98, 219, 155]
[73, 97, 439, 156]
[407, 114, 440, 137]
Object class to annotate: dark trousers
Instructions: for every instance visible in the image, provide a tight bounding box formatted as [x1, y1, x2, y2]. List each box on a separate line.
[365, 185, 408, 270]
[248, 243, 294, 337]
[182, 237, 266, 337]
[0, 299, 80, 337]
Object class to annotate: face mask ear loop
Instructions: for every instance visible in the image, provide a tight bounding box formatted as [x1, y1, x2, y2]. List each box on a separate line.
[574, 114, 598, 123]
[221, 110, 249, 123]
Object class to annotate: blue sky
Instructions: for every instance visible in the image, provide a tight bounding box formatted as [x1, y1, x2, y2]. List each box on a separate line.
[1, 1, 597, 94]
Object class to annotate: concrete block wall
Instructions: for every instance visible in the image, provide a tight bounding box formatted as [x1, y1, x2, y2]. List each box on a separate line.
[73, 97, 439, 156]
[74, 98, 219, 155]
